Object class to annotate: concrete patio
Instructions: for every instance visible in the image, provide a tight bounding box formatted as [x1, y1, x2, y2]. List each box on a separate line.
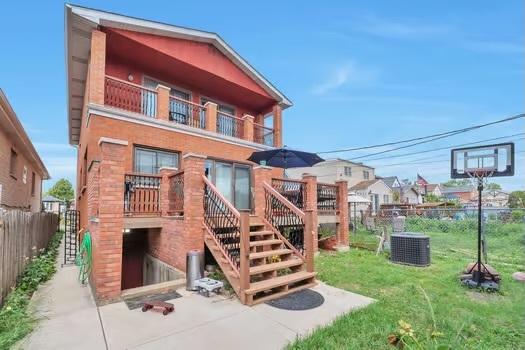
[19, 248, 374, 350]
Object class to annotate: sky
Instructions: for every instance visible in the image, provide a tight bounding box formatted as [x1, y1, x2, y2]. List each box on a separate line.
[0, 1, 523, 191]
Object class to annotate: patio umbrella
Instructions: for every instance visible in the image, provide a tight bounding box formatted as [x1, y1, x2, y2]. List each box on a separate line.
[247, 147, 324, 169]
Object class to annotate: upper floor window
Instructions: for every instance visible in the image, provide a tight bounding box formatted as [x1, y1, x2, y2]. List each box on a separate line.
[344, 166, 352, 176]
[363, 170, 370, 180]
[9, 149, 17, 178]
[134, 147, 179, 174]
[383, 194, 389, 203]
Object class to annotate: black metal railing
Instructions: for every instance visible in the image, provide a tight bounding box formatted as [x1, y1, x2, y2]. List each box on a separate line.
[169, 96, 206, 129]
[317, 183, 338, 213]
[264, 185, 305, 254]
[168, 171, 184, 215]
[124, 173, 161, 216]
[217, 111, 243, 138]
[203, 177, 241, 269]
[271, 178, 307, 210]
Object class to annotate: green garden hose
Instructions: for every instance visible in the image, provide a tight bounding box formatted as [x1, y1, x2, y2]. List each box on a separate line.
[76, 231, 92, 284]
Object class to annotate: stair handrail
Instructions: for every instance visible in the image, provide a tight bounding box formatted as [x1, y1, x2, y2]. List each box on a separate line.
[202, 175, 241, 273]
[262, 182, 307, 261]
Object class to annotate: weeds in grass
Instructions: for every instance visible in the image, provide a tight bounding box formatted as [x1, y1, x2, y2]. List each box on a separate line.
[0, 231, 62, 350]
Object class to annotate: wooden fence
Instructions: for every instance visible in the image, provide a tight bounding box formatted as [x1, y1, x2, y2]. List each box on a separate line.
[0, 210, 59, 306]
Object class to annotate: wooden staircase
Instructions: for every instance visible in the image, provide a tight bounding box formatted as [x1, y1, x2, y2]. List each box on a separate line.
[204, 215, 316, 306]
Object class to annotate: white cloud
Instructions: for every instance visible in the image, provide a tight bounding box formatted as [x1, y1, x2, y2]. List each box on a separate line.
[311, 61, 378, 95]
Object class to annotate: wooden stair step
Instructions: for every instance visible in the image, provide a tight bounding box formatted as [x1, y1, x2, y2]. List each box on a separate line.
[249, 258, 304, 275]
[249, 239, 282, 248]
[250, 249, 292, 260]
[249, 281, 317, 306]
[245, 271, 316, 295]
[250, 230, 274, 237]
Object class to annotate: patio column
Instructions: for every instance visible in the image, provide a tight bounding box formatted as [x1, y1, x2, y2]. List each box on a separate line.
[87, 160, 100, 220]
[302, 174, 319, 252]
[272, 105, 283, 147]
[94, 137, 128, 300]
[335, 180, 349, 251]
[156, 85, 171, 121]
[88, 30, 106, 105]
[159, 167, 177, 216]
[243, 114, 254, 142]
[253, 165, 274, 218]
[204, 102, 218, 133]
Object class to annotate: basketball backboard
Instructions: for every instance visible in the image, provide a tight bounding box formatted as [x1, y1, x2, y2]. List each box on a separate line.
[451, 142, 514, 179]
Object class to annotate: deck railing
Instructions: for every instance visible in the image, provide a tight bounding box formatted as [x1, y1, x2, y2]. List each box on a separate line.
[217, 111, 243, 138]
[168, 171, 184, 215]
[105, 76, 157, 117]
[169, 95, 206, 129]
[317, 182, 338, 213]
[124, 173, 161, 216]
[203, 176, 241, 270]
[271, 178, 307, 210]
[254, 123, 274, 146]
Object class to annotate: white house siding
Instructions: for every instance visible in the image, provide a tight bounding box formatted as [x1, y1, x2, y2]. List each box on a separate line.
[352, 180, 393, 214]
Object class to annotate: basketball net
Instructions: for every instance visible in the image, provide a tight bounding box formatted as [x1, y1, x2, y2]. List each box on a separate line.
[466, 170, 494, 187]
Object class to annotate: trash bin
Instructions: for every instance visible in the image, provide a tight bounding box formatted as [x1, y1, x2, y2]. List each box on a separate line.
[186, 249, 204, 291]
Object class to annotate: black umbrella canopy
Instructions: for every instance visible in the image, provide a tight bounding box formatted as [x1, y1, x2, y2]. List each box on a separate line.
[247, 148, 325, 169]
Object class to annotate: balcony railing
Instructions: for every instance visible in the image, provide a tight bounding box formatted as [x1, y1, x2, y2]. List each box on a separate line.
[317, 182, 338, 214]
[217, 111, 244, 138]
[271, 178, 307, 210]
[105, 76, 157, 117]
[124, 173, 161, 216]
[254, 123, 274, 146]
[168, 171, 184, 215]
[169, 95, 206, 129]
[104, 75, 276, 146]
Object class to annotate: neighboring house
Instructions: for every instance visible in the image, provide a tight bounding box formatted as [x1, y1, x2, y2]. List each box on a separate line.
[471, 190, 510, 207]
[399, 185, 423, 205]
[349, 179, 393, 214]
[380, 176, 402, 190]
[286, 158, 375, 188]
[441, 186, 476, 204]
[0, 89, 50, 212]
[423, 184, 442, 198]
[42, 195, 65, 214]
[65, 5, 345, 305]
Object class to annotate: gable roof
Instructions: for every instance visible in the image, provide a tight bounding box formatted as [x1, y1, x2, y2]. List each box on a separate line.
[381, 176, 400, 188]
[400, 185, 420, 195]
[0, 89, 50, 180]
[349, 179, 380, 191]
[65, 4, 292, 145]
[43, 195, 64, 202]
[425, 184, 440, 192]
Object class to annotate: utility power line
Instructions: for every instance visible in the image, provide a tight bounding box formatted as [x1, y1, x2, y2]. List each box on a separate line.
[317, 113, 525, 154]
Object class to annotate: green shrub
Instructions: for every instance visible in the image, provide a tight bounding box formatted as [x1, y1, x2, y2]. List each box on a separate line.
[511, 210, 524, 223]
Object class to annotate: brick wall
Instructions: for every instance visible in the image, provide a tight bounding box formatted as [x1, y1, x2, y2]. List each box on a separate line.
[0, 127, 42, 212]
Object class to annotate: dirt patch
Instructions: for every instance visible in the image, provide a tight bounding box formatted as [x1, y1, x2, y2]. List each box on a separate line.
[466, 290, 502, 303]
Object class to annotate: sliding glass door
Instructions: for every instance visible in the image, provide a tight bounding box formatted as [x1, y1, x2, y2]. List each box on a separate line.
[205, 160, 251, 210]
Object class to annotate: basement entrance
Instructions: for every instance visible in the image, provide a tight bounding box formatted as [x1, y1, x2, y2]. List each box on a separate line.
[121, 228, 184, 291]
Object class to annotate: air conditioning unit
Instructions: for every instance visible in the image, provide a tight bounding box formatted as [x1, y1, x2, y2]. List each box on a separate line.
[390, 233, 430, 267]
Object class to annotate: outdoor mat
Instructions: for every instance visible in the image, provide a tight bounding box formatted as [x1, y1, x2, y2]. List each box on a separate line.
[265, 289, 324, 310]
[124, 290, 182, 310]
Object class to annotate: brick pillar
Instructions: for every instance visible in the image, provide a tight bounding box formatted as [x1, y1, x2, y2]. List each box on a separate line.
[252, 165, 274, 218]
[93, 137, 128, 300]
[335, 180, 349, 251]
[88, 30, 106, 105]
[243, 114, 254, 142]
[156, 85, 171, 121]
[303, 174, 319, 252]
[272, 104, 283, 147]
[181, 153, 207, 269]
[204, 102, 218, 133]
[159, 167, 177, 216]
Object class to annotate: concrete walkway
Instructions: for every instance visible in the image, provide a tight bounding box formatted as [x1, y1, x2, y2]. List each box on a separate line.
[19, 247, 374, 350]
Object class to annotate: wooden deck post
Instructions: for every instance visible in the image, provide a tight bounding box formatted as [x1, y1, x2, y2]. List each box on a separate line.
[303, 174, 319, 252]
[239, 210, 251, 302]
[304, 209, 315, 273]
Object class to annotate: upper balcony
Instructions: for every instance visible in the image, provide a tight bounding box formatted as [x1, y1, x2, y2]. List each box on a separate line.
[103, 75, 276, 146]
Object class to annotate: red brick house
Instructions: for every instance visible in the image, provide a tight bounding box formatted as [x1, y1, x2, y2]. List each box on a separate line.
[65, 5, 348, 305]
[0, 89, 49, 212]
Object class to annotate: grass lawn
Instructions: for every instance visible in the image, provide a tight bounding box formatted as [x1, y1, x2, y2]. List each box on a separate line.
[288, 221, 525, 349]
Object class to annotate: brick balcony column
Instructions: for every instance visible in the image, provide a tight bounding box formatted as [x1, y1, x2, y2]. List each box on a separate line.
[181, 153, 207, 270]
[335, 180, 349, 251]
[156, 85, 171, 121]
[94, 137, 128, 300]
[159, 167, 178, 216]
[204, 102, 218, 133]
[302, 174, 319, 252]
[272, 104, 283, 147]
[243, 114, 254, 142]
[88, 30, 106, 105]
[87, 160, 100, 220]
[252, 165, 274, 218]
